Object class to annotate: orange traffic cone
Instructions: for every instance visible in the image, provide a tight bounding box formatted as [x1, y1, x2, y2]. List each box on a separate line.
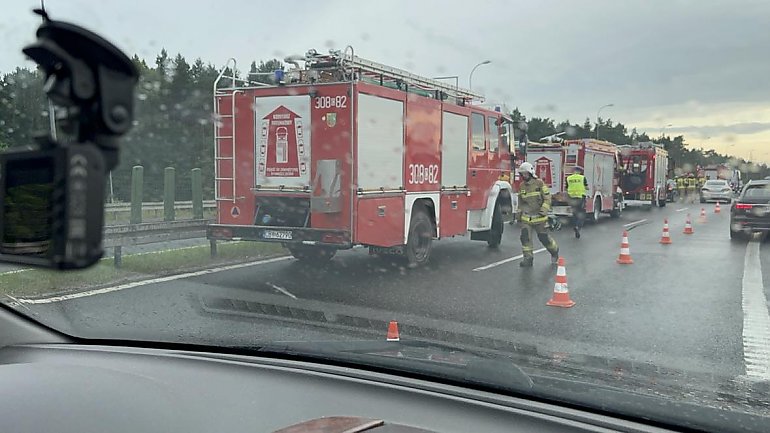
[547, 257, 575, 308]
[698, 207, 707, 223]
[659, 219, 672, 244]
[715, 202, 721, 213]
[683, 214, 694, 234]
[386, 321, 400, 341]
[616, 231, 634, 264]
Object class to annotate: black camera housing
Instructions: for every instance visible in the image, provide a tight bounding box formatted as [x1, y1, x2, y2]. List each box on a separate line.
[0, 10, 137, 269]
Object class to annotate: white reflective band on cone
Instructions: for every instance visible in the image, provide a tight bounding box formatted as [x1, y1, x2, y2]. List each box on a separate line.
[553, 283, 568, 293]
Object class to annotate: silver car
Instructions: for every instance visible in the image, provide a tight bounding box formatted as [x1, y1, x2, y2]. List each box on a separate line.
[700, 179, 733, 203]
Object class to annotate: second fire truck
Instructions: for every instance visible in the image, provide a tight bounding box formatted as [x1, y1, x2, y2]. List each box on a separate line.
[524, 138, 624, 221]
[207, 48, 517, 266]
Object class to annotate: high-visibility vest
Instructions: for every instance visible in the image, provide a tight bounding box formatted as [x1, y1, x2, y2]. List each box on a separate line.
[676, 178, 685, 188]
[687, 178, 697, 187]
[566, 173, 586, 198]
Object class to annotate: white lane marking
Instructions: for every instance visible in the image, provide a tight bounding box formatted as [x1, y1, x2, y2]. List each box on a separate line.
[15, 256, 293, 305]
[0, 268, 31, 276]
[267, 282, 298, 300]
[623, 219, 647, 230]
[675, 207, 689, 212]
[473, 248, 546, 271]
[741, 241, 770, 380]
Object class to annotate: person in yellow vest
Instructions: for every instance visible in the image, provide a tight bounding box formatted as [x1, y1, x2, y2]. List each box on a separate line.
[676, 176, 686, 202]
[566, 166, 589, 239]
[687, 174, 698, 203]
[515, 162, 559, 267]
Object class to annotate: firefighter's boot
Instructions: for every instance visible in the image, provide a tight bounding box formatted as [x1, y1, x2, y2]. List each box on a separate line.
[519, 257, 534, 268]
[550, 249, 560, 266]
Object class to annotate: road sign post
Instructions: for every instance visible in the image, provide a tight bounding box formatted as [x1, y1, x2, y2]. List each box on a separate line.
[130, 165, 143, 224]
[164, 167, 175, 222]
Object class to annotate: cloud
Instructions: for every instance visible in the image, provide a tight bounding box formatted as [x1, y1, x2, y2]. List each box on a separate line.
[671, 122, 770, 137]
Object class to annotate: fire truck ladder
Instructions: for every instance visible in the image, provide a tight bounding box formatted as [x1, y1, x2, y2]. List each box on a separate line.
[315, 48, 484, 103]
[213, 58, 247, 203]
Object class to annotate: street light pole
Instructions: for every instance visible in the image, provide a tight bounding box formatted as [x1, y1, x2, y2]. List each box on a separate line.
[469, 60, 491, 90]
[659, 123, 673, 137]
[595, 103, 614, 139]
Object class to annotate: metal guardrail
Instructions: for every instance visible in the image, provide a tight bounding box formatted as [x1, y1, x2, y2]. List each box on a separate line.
[104, 219, 213, 267]
[105, 200, 216, 212]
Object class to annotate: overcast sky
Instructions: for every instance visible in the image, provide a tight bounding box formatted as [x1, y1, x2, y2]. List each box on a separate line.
[3, 0, 770, 160]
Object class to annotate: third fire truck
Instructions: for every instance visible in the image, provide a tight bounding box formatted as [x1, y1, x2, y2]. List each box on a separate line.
[525, 138, 623, 221]
[207, 48, 516, 266]
[618, 142, 669, 208]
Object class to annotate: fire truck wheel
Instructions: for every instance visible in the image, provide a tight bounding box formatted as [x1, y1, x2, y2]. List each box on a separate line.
[405, 208, 434, 267]
[487, 204, 503, 248]
[287, 245, 336, 263]
[610, 201, 622, 218]
[589, 197, 601, 223]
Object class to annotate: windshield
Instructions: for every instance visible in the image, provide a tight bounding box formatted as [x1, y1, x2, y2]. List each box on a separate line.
[2, 1, 770, 432]
[743, 185, 770, 199]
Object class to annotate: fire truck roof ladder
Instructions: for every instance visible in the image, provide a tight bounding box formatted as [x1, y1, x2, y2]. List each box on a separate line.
[213, 58, 245, 202]
[317, 47, 484, 103]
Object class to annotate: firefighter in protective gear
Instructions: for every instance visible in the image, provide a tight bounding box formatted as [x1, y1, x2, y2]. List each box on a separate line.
[676, 176, 686, 202]
[687, 174, 698, 203]
[566, 166, 588, 239]
[516, 162, 559, 267]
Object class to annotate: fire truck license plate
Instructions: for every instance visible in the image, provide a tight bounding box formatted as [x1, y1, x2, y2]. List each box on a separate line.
[262, 230, 293, 240]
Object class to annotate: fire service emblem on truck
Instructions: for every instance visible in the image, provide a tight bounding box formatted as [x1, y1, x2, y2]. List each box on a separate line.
[258, 105, 307, 178]
[535, 156, 554, 187]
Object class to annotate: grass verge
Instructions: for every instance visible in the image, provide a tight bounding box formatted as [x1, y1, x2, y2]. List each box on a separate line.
[0, 241, 287, 299]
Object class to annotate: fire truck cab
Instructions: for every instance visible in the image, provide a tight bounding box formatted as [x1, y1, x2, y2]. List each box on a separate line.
[207, 49, 516, 266]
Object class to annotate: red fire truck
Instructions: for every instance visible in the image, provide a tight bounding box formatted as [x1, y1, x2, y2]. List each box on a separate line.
[525, 139, 623, 221]
[207, 49, 516, 266]
[618, 142, 669, 208]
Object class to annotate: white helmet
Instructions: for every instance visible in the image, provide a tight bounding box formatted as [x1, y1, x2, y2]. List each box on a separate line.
[517, 162, 536, 176]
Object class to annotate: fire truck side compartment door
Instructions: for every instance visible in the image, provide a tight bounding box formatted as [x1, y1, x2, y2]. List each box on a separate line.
[441, 111, 468, 188]
[357, 93, 404, 191]
[356, 196, 405, 247]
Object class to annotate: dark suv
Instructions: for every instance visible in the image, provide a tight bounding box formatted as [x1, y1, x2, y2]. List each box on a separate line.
[730, 180, 770, 239]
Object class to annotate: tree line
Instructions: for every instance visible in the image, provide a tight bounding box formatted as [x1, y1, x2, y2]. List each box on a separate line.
[1, 49, 767, 201]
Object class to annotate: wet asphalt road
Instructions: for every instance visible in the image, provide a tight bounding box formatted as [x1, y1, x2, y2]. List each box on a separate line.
[17, 200, 770, 387]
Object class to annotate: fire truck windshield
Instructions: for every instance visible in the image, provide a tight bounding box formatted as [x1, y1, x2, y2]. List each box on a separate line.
[1, 2, 770, 433]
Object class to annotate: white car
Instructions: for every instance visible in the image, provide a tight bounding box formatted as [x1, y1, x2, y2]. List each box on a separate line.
[700, 179, 734, 203]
